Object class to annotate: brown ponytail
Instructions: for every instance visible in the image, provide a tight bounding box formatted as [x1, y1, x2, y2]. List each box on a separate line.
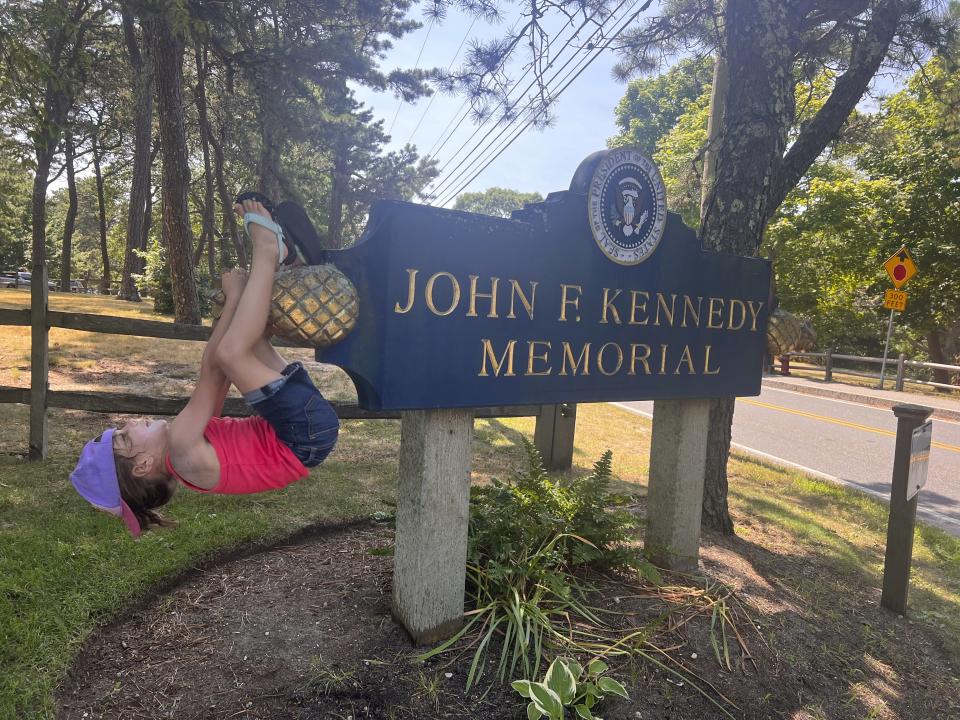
[114, 453, 178, 532]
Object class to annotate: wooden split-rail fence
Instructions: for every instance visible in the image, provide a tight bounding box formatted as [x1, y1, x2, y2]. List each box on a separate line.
[0, 266, 575, 465]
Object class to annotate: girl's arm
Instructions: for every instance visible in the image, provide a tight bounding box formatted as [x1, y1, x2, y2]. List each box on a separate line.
[171, 273, 245, 447]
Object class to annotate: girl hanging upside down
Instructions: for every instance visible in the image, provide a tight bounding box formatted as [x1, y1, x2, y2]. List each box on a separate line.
[70, 198, 339, 536]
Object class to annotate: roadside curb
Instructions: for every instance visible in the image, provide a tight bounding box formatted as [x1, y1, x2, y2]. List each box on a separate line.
[762, 378, 960, 423]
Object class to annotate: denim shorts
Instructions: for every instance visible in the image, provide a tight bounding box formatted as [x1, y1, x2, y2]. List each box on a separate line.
[243, 362, 339, 468]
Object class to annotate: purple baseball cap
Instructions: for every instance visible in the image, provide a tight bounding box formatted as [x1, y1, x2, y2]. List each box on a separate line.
[70, 428, 141, 538]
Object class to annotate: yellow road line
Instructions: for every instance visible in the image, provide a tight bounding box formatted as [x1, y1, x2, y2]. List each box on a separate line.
[740, 398, 960, 453]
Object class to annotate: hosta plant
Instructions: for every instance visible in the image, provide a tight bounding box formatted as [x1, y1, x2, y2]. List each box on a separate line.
[512, 656, 628, 720]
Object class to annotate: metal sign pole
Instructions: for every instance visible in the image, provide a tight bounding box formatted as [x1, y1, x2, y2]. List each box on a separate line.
[878, 308, 896, 389]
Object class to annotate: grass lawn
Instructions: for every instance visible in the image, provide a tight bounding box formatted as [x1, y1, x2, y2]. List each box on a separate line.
[1, 290, 959, 718]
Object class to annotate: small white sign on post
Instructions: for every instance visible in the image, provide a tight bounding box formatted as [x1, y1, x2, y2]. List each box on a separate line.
[906, 420, 933, 501]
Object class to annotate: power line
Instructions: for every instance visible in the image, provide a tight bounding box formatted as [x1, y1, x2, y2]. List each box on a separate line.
[405, 16, 477, 146]
[387, 17, 435, 136]
[425, 9, 606, 197]
[429, 0, 633, 204]
[435, 0, 648, 207]
[421, 14, 526, 164]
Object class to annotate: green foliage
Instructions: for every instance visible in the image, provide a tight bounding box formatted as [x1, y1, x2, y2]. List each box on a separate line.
[452, 187, 544, 218]
[140, 241, 212, 317]
[468, 441, 639, 573]
[0, 140, 31, 270]
[608, 57, 713, 157]
[419, 442, 656, 690]
[512, 656, 628, 720]
[767, 59, 960, 359]
[651, 86, 710, 227]
[611, 54, 960, 361]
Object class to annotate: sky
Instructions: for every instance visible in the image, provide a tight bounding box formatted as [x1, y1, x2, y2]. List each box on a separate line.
[350, 4, 655, 206]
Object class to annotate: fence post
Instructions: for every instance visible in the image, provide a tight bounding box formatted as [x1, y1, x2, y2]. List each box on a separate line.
[824, 347, 833, 383]
[895, 353, 906, 392]
[29, 263, 49, 460]
[779, 354, 790, 376]
[534, 403, 576, 470]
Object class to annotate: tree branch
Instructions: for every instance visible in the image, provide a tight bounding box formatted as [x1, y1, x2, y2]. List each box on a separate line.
[771, 0, 903, 212]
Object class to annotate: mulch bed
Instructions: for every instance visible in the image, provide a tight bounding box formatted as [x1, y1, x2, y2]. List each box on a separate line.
[56, 520, 960, 720]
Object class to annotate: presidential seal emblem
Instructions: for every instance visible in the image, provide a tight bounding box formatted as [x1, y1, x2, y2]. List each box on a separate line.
[587, 148, 667, 265]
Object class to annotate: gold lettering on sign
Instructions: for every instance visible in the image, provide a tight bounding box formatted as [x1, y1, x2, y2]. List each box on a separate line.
[526, 340, 553, 376]
[727, 299, 746, 330]
[394, 268, 418, 314]
[629, 344, 652, 375]
[559, 342, 591, 376]
[598, 342, 623, 376]
[507, 279, 538, 320]
[674, 345, 696, 375]
[559, 284, 582, 322]
[707, 297, 725, 329]
[654, 293, 676, 326]
[425, 272, 461, 316]
[478, 339, 516, 377]
[629, 290, 650, 325]
[704, 345, 720, 375]
[659, 344, 669, 375]
[681, 296, 703, 328]
[747, 300, 765, 331]
[600, 288, 622, 324]
[466, 275, 500, 318]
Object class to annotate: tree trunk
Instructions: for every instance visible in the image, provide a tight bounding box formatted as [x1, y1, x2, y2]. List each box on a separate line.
[31, 150, 54, 268]
[60, 131, 78, 292]
[192, 188, 207, 269]
[194, 42, 218, 279]
[119, 4, 153, 302]
[700, 0, 794, 256]
[92, 140, 111, 295]
[144, 3, 199, 324]
[926, 330, 952, 387]
[327, 140, 349, 249]
[139, 180, 153, 275]
[255, 76, 283, 200]
[697, 0, 795, 534]
[210, 126, 245, 268]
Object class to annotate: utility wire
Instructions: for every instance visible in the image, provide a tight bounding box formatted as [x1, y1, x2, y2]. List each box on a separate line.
[388, 17, 435, 135]
[421, 14, 526, 163]
[429, 0, 633, 204]
[425, 9, 605, 197]
[435, 0, 648, 207]
[406, 16, 478, 146]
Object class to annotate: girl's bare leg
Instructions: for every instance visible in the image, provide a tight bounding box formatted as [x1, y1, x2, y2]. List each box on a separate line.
[215, 200, 286, 394]
[254, 333, 289, 374]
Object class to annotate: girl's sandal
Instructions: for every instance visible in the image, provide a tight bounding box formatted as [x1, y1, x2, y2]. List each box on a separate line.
[234, 191, 296, 267]
[243, 213, 288, 267]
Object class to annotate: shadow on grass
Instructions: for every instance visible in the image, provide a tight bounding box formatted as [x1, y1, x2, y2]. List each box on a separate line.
[698, 523, 960, 720]
[736, 493, 871, 574]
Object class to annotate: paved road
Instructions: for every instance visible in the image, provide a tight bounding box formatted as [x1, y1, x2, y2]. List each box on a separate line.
[617, 386, 960, 537]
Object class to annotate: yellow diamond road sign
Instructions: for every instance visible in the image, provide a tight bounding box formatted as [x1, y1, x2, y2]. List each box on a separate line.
[883, 245, 917, 289]
[884, 289, 907, 311]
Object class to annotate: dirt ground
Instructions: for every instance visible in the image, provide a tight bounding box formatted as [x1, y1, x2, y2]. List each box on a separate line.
[56, 517, 960, 720]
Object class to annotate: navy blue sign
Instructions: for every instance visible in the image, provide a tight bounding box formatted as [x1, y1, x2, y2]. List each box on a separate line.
[318, 150, 771, 410]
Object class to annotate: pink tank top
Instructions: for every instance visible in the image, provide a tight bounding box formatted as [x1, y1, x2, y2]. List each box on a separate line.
[166, 416, 307, 494]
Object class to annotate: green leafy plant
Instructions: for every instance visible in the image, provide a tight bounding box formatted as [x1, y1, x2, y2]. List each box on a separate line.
[512, 657, 628, 720]
[468, 440, 647, 575]
[419, 442, 656, 689]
